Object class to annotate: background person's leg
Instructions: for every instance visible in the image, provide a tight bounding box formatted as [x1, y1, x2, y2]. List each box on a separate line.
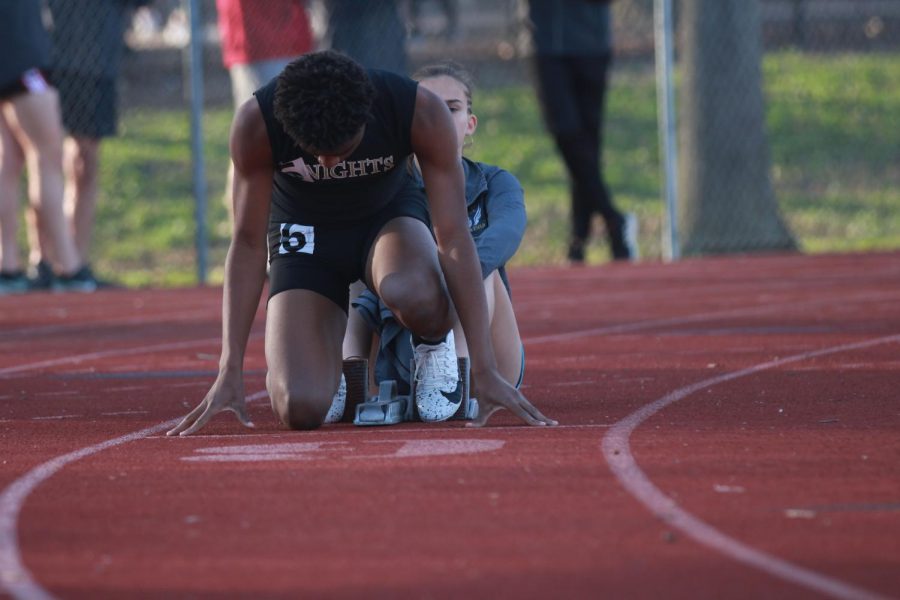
[570, 54, 629, 259]
[265, 289, 348, 430]
[0, 114, 25, 274]
[63, 135, 101, 258]
[534, 55, 596, 260]
[4, 91, 81, 275]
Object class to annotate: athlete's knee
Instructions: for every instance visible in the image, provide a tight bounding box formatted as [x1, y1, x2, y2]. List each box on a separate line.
[379, 271, 452, 337]
[267, 373, 329, 430]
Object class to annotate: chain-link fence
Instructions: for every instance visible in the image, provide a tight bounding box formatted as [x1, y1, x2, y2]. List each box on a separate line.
[27, 0, 898, 285]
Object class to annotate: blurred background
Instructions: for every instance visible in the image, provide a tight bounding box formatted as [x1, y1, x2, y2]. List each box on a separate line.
[25, 0, 900, 286]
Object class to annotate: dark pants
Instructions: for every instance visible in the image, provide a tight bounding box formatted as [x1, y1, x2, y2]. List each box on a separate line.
[534, 53, 623, 244]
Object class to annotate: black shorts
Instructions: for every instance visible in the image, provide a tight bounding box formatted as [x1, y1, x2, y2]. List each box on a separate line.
[0, 69, 51, 101]
[267, 184, 431, 312]
[52, 70, 117, 138]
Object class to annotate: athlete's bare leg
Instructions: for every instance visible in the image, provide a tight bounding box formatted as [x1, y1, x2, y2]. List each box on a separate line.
[265, 289, 348, 430]
[342, 279, 373, 359]
[452, 270, 522, 386]
[2, 90, 81, 274]
[343, 279, 380, 394]
[365, 216, 454, 341]
[63, 135, 101, 258]
[0, 115, 25, 272]
[488, 271, 523, 386]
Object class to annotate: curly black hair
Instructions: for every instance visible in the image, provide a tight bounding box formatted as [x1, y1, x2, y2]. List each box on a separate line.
[273, 50, 376, 153]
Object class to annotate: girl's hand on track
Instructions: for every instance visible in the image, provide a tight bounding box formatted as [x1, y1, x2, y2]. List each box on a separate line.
[467, 368, 557, 427]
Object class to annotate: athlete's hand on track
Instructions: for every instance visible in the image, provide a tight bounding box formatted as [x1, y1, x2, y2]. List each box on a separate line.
[467, 369, 557, 427]
[166, 371, 255, 436]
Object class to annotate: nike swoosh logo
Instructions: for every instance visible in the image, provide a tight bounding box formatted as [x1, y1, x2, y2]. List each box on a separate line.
[440, 386, 462, 405]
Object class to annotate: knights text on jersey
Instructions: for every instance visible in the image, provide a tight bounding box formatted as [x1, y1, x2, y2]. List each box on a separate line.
[254, 69, 418, 226]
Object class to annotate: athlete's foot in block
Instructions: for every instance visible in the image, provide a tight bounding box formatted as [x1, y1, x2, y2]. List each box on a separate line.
[413, 331, 463, 422]
[324, 372, 347, 424]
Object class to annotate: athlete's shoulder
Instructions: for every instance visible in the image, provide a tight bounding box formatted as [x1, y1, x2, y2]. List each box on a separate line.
[470, 158, 522, 190]
[231, 97, 272, 171]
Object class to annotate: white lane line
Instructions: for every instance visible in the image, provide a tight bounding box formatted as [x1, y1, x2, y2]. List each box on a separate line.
[1, 308, 215, 339]
[158, 422, 611, 440]
[523, 290, 900, 345]
[602, 334, 900, 600]
[0, 339, 216, 377]
[0, 333, 261, 377]
[0, 390, 268, 600]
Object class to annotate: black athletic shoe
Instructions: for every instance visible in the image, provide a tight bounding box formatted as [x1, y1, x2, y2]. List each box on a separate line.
[567, 237, 587, 264]
[0, 271, 30, 295]
[28, 260, 55, 290]
[52, 266, 98, 293]
[608, 213, 637, 261]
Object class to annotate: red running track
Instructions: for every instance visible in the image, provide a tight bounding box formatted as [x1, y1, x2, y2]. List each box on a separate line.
[1, 251, 899, 599]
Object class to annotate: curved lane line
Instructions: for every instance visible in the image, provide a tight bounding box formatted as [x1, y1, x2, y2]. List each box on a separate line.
[0, 391, 268, 600]
[602, 334, 900, 600]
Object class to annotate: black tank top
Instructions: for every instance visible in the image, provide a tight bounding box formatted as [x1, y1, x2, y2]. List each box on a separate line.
[255, 69, 418, 226]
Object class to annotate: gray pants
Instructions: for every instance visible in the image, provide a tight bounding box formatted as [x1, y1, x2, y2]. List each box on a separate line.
[229, 57, 297, 108]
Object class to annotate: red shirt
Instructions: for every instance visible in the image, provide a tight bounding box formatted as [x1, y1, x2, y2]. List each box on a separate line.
[217, 0, 314, 68]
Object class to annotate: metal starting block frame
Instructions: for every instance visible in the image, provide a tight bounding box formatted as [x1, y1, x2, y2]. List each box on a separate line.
[353, 379, 413, 426]
[352, 356, 477, 426]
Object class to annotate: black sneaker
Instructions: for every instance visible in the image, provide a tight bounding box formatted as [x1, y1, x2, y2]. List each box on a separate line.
[608, 214, 635, 261]
[52, 266, 98, 293]
[0, 270, 30, 295]
[28, 260, 55, 290]
[567, 237, 587, 264]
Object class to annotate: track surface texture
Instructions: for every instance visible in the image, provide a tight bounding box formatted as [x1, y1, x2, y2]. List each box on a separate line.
[1, 252, 899, 599]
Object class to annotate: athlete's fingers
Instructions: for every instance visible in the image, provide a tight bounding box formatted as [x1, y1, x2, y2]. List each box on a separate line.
[505, 399, 547, 426]
[508, 388, 556, 426]
[166, 401, 207, 436]
[467, 392, 556, 428]
[520, 398, 557, 426]
[178, 403, 218, 436]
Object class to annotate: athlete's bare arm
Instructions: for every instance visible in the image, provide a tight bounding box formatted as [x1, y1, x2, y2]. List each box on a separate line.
[410, 87, 556, 427]
[167, 98, 273, 436]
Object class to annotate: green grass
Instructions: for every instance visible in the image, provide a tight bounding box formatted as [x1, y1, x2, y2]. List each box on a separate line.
[75, 51, 900, 286]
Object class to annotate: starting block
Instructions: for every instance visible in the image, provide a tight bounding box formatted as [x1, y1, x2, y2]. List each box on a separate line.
[353, 380, 413, 425]
[352, 356, 478, 426]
